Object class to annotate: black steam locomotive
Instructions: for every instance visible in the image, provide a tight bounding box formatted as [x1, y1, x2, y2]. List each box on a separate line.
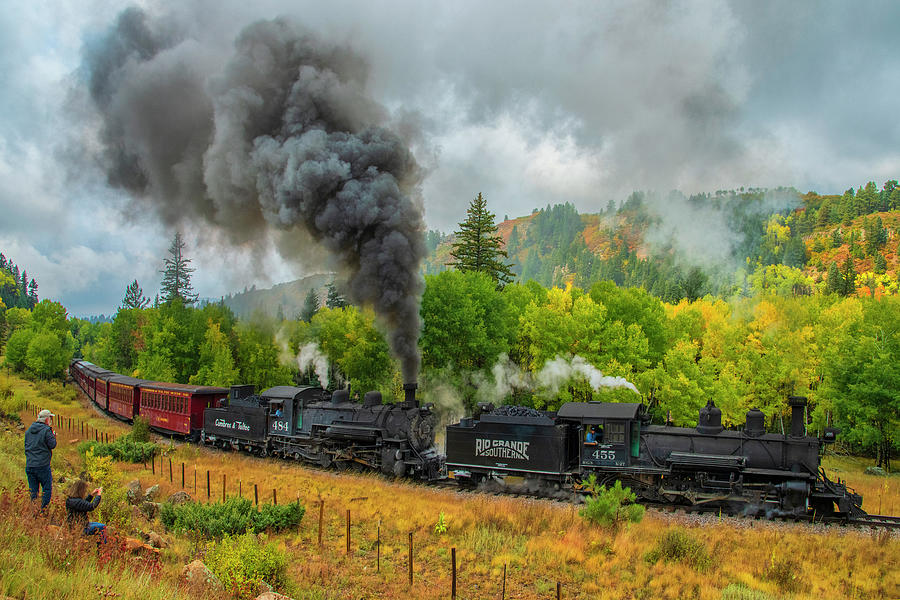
[446, 396, 863, 518]
[201, 382, 444, 480]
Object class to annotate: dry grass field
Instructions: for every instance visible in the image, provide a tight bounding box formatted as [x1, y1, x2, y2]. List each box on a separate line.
[0, 372, 897, 600]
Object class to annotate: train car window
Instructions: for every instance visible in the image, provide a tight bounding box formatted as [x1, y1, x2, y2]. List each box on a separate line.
[606, 422, 625, 444]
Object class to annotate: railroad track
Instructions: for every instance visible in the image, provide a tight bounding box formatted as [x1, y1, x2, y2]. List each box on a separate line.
[848, 514, 900, 529]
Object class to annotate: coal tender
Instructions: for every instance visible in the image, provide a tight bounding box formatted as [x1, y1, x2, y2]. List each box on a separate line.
[446, 404, 581, 491]
[202, 383, 444, 480]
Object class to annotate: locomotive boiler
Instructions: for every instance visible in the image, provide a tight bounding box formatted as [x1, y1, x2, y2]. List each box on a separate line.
[202, 382, 444, 480]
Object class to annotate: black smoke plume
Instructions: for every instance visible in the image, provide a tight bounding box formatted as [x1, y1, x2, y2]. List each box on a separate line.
[82, 8, 426, 381]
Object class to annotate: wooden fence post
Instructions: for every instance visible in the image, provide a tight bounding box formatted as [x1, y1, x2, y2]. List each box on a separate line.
[222, 473, 226, 502]
[169, 458, 173, 483]
[206, 470, 210, 500]
[451, 547, 457, 599]
[557, 582, 561, 600]
[239, 480, 242, 498]
[346, 509, 351, 555]
[273, 488, 277, 506]
[254, 484, 258, 506]
[318, 500, 324, 546]
[181, 463, 185, 489]
[376, 524, 380, 573]
[152, 457, 155, 475]
[408, 532, 413, 586]
[194, 469, 197, 495]
[502, 563, 507, 600]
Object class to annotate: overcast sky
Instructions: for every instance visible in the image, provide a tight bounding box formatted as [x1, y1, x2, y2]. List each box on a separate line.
[1, 0, 898, 317]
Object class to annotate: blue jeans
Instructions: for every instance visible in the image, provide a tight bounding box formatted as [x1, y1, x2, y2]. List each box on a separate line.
[26, 466, 52, 508]
[85, 522, 107, 543]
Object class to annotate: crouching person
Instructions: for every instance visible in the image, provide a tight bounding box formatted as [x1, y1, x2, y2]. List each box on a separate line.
[65, 480, 106, 543]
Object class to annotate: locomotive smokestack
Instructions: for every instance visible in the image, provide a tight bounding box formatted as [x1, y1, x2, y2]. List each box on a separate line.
[403, 382, 418, 407]
[788, 396, 807, 437]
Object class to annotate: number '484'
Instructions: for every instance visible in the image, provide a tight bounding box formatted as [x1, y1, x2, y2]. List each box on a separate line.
[592, 449, 614, 460]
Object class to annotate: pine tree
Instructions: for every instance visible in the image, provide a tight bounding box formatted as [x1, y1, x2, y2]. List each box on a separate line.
[326, 282, 347, 309]
[826, 262, 843, 294]
[842, 255, 857, 296]
[874, 252, 887, 274]
[27, 278, 38, 308]
[299, 288, 319, 322]
[159, 232, 198, 304]
[449, 192, 514, 287]
[121, 279, 150, 309]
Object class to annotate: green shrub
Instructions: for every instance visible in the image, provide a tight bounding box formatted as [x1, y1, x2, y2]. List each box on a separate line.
[254, 501, 305, 533]
[160, 497, 304, 538]
[579, 476, 645, 527]
[77, 434, 159, 463]
[645, 529, 711, 571]
[0, 386, 24, 422]
[83, 448, 132, 528]
[765, 549, 802, 592]
[204, 533, 288, 599]
[131, 415, 151, 443]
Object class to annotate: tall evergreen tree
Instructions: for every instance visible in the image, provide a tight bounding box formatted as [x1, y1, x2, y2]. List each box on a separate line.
[326, 282, 347, 309]
[826, 261, 843, 294]
[27, 278, 38, 307]
[874, 252, 887, 274]
[159, 232, 198, 304]
[299, 288, 319, 322]
[449, 192, 514, 287]
[121, 279, 150, 309]
[842, 255, 857, 296]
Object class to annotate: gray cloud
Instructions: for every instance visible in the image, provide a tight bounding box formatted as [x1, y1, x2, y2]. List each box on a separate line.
[0, 0, 898, 320]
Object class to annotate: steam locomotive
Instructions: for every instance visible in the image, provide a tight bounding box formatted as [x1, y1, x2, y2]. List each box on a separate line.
[447, 397, 863, 518]
[201, 382, 443, 480]
[70, 358, 864, 519]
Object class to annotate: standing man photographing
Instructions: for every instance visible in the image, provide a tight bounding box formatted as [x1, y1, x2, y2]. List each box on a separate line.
[25, 409, 57, 509]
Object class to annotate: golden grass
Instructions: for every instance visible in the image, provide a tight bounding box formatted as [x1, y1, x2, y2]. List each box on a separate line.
[2, 372, 898, 599]
[822, 454, 900, 516]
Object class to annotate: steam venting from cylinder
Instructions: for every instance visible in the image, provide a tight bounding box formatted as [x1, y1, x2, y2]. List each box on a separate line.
[80, 8, 426, 381]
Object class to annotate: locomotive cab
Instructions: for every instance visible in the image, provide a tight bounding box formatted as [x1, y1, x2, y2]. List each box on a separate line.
[557, 402, 644, 469]
[261, 386, 325, 437]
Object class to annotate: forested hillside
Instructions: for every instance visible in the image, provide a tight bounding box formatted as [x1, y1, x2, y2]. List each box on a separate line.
[427, 180, 900, 302]
[220, 273, 333, 320]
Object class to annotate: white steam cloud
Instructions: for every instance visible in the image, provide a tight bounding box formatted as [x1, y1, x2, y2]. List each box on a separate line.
[297, 342, 329, 388]
[487, 353, 639, 403]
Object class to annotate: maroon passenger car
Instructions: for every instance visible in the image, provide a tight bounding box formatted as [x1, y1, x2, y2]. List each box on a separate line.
[107, 375, 146, 421]
[138, 382, 228, 438]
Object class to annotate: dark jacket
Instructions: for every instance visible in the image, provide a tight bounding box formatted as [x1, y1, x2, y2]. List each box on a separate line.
[24, 421, 57, 469]
[66, 494, 101, 526]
